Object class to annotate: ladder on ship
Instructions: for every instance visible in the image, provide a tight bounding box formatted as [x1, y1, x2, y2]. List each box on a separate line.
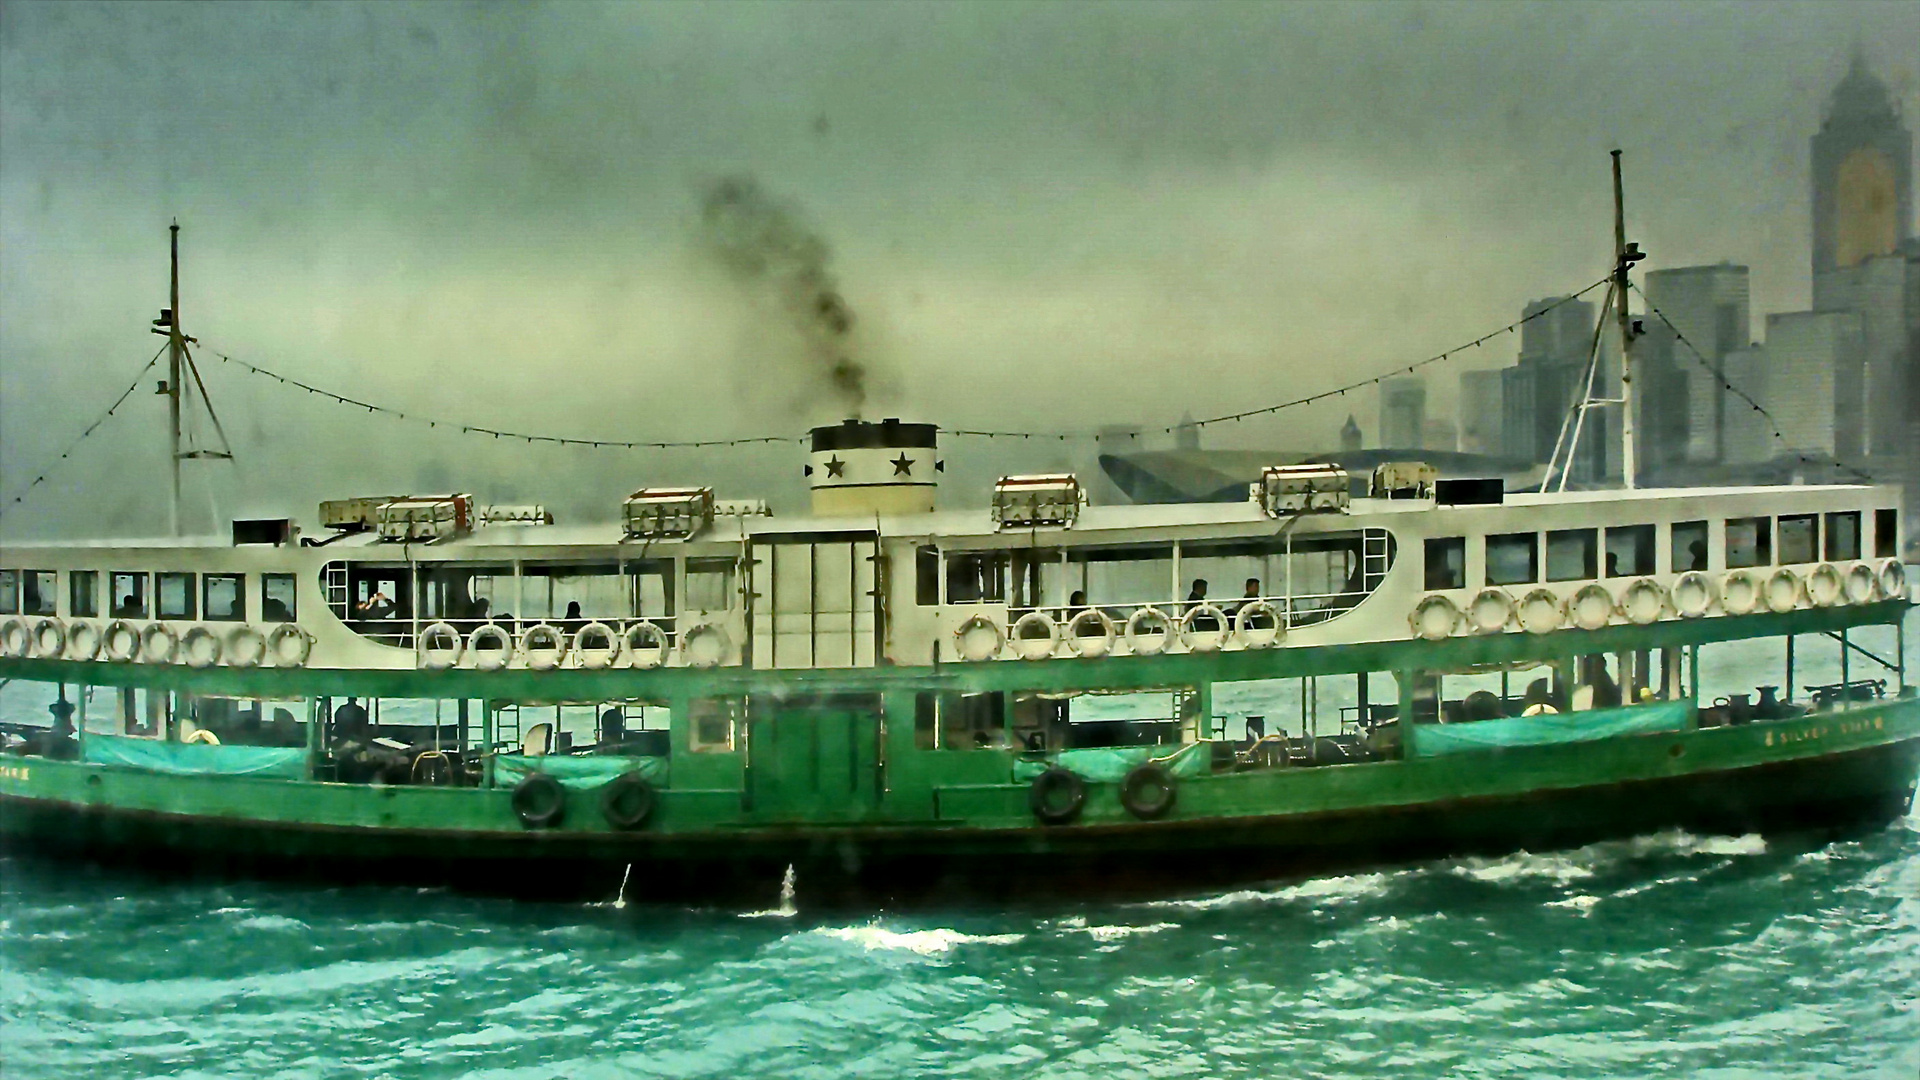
[323, 563, 349, 622]
[1361, 528, 1392, 593]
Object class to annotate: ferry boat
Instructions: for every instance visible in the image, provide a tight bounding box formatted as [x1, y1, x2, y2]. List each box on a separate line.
[1, 214, 1914, 907]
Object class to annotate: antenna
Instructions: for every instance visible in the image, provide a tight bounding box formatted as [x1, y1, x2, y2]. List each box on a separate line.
[151, 221, 232, 535]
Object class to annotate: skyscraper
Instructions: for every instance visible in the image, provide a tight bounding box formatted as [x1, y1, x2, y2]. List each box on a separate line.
[1641, 264, 1750, 465]
[1378, 376, 1426, 451]
[1498, 295, 1606, 477]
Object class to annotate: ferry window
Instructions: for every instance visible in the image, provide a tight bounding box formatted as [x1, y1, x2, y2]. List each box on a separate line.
[1825, 512, 1861, 561]
[22, 571, 56, 616]
[1776, 515, 1817, 565]
[1485, 533, 1538, 586]
[522, 562, 623, 622]
[916, 547, 939, 605]
[1545, 529, 1598, 582]
[688, 697, 741, 752]
[1010, 549, 1068, 609]
[1725, 518, 1770, 569]
[156, 572, 197, 620]
[685, 558, 735, 612]
[943, 691, 1007, 750]
[416, 564, 510, 623]
[1424, 538, 1465, 590]
[945, 551, 1007, 604]
[627, 560, 673, 619]
[111, 572, 148, 618]
[1672, 521, 1709, 572]
[0, 570, 15, 614]
[1875, 508, 1897, 558]
[1604, 525, 1655, 577]
[1066, 545, 1173, 608]
[70, 570, 99, 618]
[203, 574, 246, 621]
[347, 568, 409, 625]
[262, 573, 297, 622]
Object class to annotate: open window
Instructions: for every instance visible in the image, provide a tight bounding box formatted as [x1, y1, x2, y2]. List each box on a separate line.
[1825, 512, 1861, 561]
[203, 574, 246, 621]
[1424, 537, 1466, 590]
[1776, 515, 1817, 565]
[69, 570, 99, 618]
[1546, 529, 1597, 582]
[110, 572, 148, 618]
[1486, 533, 1538, 585]
[156, 572, 196, 620]
[262, 573, 297, 622]
[944, 551, 1007, 604]
[1672, 521, 1709, 572]
[1726, 517, 1771, 568]
[1604, 524, 1655, 577]
[0, 570, 15, 615]
[20, 571, 56, 616]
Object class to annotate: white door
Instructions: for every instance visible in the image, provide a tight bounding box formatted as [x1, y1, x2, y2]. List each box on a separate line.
[750, 533, 879, 669]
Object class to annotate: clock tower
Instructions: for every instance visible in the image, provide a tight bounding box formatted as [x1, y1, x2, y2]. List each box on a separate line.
[1810, 53, 1912, 308]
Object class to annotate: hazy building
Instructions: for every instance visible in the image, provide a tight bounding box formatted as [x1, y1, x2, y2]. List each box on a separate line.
[1717, 344, 1773, 465]
[1086, 424, 1145, 505]
[1498, 295, 1608, 479]
[1759, 310, 1865, 459]
[1641, 263, 1750, 466]
[1422, 418, 1457, 454]
[1174, 412, 1201, 451]
[1339, 414, 1363, 453]
[1378, 376, 1426, 450]
[1457, 369, 1505, 456]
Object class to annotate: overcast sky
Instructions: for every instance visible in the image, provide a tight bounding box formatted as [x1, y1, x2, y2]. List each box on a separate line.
[2, 0, 1916, 536]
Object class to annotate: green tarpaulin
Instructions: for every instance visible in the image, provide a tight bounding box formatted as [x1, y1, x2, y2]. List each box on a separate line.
[83, 733, 307, 779]
[1013, 744, 1211, 783]
[495, 753, 668, 790]
[1407, 700, 1695, 757]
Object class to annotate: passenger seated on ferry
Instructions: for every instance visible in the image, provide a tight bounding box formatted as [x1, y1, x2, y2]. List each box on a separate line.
[1581, 657, 1622, 708]
[1522, 677, 1561, 715]
[113, 593, 142, 617]
[1605, 552, 1620, 578]
[1067, 590, 1088, 620]
[1227, 578, 1260, 616]
[597, 707, 626, 748]
[1464, 690, 1503, 722]
[261, 596, 293, 622]
[357, 589, 396, 621]
[1185, 579, 1220, 630]
[466, 597, 491, 622]
[1684, 539, 1708, 573]
[564, 601, 584, 624]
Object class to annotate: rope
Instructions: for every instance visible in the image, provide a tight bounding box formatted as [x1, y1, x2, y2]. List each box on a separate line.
[1629, 284, 1875, 483]
[1, 345, 168, 516]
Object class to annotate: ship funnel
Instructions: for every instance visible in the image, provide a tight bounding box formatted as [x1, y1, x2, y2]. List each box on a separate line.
[808, 418, 938, 516]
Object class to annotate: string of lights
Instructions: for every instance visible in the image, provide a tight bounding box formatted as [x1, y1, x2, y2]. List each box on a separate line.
[1, 345, 168, 517]
[191, 277, 1610, 452]
[1629, 284, 1876, 484]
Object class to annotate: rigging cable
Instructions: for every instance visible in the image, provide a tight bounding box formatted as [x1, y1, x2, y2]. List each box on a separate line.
[1629, 283, 1875, 484]
[1, 344, 169, 517]
[200, 276, 1613, 449]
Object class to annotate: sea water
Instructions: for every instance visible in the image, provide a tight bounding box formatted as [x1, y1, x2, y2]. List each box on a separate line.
[1, 610, 1915, 1078]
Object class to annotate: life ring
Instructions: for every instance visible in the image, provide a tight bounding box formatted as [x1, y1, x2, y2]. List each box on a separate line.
[467, 624, 512, 671]
[1844, 563, 1878, 604]
[681, 623, 730, 668]
[1119, 763, 1177, 820]
[599, 771, 657, 830]
[225, 625, 266, 668]
[180, 626, 223, 668]
[1466, 588, 1512, 634]
[1880, 559, 1908, 601]
[0, 617, 27, 658]
[1179, 604, 1230, 653]
[625, 622, 669, 668]
[417, 621, 464, 670]
[103, 620, 141, 662]
[1621, 578, 1665, 625]
[510, 772, 566, 829]
[1411, 594, 1459, 641]
[953, 614, 1004, 662]
[267, 623, 312, 667]
[184, 727, 221, 745]
[1010, 611, 1060, 661]
[519, 624, 567, 671]
[573, 622, 621, 669]
[1065, 609, 1117, 658]
[1518, 589, 1562, 634]
[29, 617, 66, 659]
[1027, 766, 1087, 825]
[1671, 572, 1715, 618]
[1567, 583, 1615, 631]
[1764, 568, 1800, 613]
[65, 620, 103, 662]
[140, 621, 179, 664]
[1124, 607, 1173, 656]
[1720, 570, 1761, 616]
[1805, 563, 1843, 607]
[1234, 600, 1284, 648]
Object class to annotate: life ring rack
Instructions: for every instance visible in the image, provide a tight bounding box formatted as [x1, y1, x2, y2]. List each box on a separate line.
[1010, 611, 1059, 661]
[180, 625, 223, 669]
[225, 624, 267, 668]
[1234, 600, 1284, 648]
[574, 622, 621, 669]
[65, 619, 103, 662]
[953, 614, 1004, 662]
[30, 617, 66, 660]
[103, 620, 142, 663]
[417, 622, 465, 670]
[267, 624, 312, 667]
[1065, 608, 1117, 658]
[625, 622, 669, 668]
[467, 624, 513, 671]
[519, 624, 568, 671]
[140, 621, 178, 664]
[1124, 606, 1174, 655]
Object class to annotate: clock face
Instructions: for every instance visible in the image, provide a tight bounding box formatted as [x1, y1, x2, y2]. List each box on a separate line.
[1834, 147, 1899, 268]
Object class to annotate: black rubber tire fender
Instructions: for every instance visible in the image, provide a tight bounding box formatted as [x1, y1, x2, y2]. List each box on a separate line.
[1119, 763, 1177, 821]
[511, 772, 567, 829]
[1028, 766, 1087, 825]
[599, 771, 658, 831]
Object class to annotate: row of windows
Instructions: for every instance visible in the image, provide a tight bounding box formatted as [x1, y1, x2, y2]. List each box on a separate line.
[1423, 509, 1898, 591]
[0, 569, 297, 623]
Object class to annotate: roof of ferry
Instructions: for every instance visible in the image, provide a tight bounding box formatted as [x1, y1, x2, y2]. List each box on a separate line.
[5, 481, 1886, 551]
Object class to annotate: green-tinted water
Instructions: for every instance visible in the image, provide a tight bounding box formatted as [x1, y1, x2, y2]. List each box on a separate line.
[3, 822, 1917, 1078]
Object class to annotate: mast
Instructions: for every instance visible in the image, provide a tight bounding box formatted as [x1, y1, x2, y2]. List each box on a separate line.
[1611, 151, 1645, 490]
[167, 220, 183, 535]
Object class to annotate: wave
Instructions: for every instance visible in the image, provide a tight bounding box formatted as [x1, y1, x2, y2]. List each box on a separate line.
[811, 924, 1025, 956]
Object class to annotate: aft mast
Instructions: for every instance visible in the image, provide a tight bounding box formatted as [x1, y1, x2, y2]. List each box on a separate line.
[151, 221, 232, 535]
[1611, 150, 1645, 490]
